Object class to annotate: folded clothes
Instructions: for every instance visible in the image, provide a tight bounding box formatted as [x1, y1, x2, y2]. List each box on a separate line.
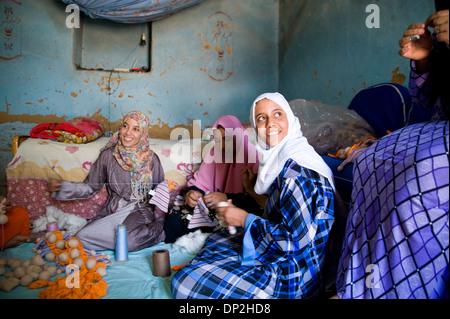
[30, 117, 103, 143]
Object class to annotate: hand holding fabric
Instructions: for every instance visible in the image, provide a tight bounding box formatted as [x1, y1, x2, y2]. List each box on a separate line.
[203, 192, 227, 209]
[216, 200, 248, 228]
[398, 22, 434, 62]
[48, 178, 62, 192]
[184, 190, 203, 208]
[426, 9, 449, 45]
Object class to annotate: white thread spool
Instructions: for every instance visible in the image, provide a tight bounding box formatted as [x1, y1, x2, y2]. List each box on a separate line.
[217, 201, 237, 235]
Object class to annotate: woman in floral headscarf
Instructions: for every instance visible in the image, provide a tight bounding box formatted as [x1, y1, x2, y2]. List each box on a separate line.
[48, 111, 165, 252]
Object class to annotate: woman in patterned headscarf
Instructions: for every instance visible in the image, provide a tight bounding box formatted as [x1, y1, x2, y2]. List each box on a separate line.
[48, 111, 165, 252]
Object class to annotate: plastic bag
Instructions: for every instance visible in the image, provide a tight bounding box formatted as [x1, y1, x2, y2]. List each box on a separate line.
[289, 99, 375, 155]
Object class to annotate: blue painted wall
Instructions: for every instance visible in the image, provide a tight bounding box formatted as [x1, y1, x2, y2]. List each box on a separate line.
[0, 0, 437, 195]
[0, 0, 278, 133]
[0, 0, 279, 194]
[279, 0, 435, 106]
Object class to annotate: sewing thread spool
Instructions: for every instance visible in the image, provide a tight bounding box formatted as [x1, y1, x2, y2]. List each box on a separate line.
[217, 201, 237, 234]
[46, 222, 58, 232]
[152, 249, 171, 277]
[115, 224, 128, 262]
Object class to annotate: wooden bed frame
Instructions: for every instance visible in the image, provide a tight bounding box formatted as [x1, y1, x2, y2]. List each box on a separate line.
[12, 135, 30, 157]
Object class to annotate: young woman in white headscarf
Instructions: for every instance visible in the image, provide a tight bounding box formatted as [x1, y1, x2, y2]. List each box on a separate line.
[171, 92, 335, 299]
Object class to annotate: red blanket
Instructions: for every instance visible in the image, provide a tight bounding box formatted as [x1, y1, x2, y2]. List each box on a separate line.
[30, 117, 103, 143]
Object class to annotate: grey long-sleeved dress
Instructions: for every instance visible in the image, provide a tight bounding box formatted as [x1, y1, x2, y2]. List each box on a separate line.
[52, 147, 165, 252]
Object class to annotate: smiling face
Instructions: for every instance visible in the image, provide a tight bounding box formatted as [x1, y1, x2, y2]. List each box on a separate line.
[119, 117, 142, 148]
[254, 98, 289, 148]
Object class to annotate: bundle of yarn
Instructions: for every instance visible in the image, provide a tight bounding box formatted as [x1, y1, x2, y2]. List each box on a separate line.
[327, 136, 379, 171]
[28, 230, 113, 299]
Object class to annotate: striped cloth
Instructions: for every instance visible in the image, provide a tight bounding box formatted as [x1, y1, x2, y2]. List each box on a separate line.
[187, 197, 218, 229]
[149, 181, 171, 213]
[172, 159, 335, 299]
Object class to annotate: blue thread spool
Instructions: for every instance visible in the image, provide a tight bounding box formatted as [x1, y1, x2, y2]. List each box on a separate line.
[115, 224, 128, 262]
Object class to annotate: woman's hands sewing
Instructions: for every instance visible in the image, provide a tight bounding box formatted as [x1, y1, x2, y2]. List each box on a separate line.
[184, 190, 203, 208]
[215, 200, 248, 229]
[398, 22, 434, 63]
[203, 192, 227, 210]
[185, 190, 228, 209]
[398, 10, 449, 72]
[427, 10, 449, 45]
[185, 165, 264, 211]
[201, 166, 259, 210]
[48, 178, 62, 192]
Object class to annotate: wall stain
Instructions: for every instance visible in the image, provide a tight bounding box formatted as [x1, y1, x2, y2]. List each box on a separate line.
[391, 66, 406, 85]
[98, 77, 110, 93]
[0, 112, 68, 125]
[97, 76, 128, 93]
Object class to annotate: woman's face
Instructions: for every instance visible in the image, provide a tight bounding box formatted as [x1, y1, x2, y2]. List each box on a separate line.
[254, 98, 289, 147]
[214, 126, 234, 151]
[119, 117, 142, 148]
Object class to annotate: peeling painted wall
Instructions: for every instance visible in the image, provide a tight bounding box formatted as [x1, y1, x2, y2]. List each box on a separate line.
[279, 0, 435, 106]
[0, 0, 436, 197]
[1, 0, 278, 132]
[0, 0, 279, 195]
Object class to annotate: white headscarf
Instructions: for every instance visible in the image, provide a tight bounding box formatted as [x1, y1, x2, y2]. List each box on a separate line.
[250, 92, 335, 194]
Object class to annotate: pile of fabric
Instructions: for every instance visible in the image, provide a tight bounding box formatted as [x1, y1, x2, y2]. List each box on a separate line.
[327, 136, 379, 171]
[30, 117, 103, 144]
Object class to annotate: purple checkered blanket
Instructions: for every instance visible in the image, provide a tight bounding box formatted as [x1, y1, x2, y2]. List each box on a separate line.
[336, 121, 449, 299]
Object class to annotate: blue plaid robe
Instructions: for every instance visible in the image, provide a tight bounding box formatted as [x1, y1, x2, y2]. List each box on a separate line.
[171, 159, 335, 299]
